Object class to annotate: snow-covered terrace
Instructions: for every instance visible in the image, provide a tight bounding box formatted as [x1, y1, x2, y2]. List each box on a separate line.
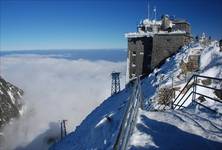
[125, 32, 154, 38]
[142, 19, 162, 27]
[125, 30, 186, 38]
[125, 17, 187, 38]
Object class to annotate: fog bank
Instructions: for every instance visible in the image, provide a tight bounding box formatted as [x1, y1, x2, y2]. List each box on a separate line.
[0, 55, 126, 149]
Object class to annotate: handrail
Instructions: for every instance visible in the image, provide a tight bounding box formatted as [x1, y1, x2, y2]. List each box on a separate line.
[157, 74, 194, 110]
[195, 74, 222, 81]
[170, 74, 222, 113]
[195, 83, 221, 91]
[113, 78, 143, 150]
[159, 74, 222, 113]
[173, 83, 193, 109]
[178, 91, 193, 109]
[161, 76, 194, 110]
[195, 92, 222, 104]
[174, 75, 194, 102]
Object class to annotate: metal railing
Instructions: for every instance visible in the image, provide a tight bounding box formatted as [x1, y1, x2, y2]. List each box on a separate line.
[151, 72, 194, 111]
[113, 78, 143, 150]
[162, 74, 222, 114]
[113, 74, 221, 150]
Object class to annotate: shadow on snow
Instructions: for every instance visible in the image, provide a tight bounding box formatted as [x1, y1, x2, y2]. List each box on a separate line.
[130, 115, 222, 150]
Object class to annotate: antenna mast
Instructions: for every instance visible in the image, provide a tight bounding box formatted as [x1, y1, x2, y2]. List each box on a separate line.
[154, 6, 157, 23]
[147, 0, 150, 20]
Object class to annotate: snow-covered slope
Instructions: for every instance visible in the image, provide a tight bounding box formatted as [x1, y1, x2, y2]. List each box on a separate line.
[50, 86, 132, 149]
[129, 106, 222, 150]
[0, 76, 24, 128]
[129, 41, 222, 149]
[142, 41, 222, 110]
[0, 76, 23, 147]
[51, 41, 222, 149]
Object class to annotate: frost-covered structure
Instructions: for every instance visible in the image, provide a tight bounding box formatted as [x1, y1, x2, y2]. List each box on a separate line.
[126, 15, 192, 79]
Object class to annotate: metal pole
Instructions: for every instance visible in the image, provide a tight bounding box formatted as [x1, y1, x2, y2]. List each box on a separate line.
[147, 0, 150, 20]
[60, 121, 63, 139]
[194, 76, 197, 101]
[63, 120, 67, 136]
[192, 75, 197, 102]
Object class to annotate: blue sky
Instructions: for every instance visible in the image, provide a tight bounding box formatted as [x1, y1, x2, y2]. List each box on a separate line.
[0, 0, 222, 50]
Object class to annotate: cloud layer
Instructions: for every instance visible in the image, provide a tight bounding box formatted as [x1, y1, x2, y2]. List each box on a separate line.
[0, 55, 126, 149]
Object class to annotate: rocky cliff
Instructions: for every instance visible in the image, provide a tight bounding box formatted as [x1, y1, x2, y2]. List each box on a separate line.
[0, 76, 23, 128]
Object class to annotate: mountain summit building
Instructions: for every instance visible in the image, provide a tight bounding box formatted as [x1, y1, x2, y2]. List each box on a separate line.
[126, 15, 192, 79]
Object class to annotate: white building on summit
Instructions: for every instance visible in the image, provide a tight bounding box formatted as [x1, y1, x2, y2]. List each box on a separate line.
[125, 15, 192, 80]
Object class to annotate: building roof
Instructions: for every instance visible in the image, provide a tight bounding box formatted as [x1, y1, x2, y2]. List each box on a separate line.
[125, 32, 154, 38]
[125, 15, 191, 38]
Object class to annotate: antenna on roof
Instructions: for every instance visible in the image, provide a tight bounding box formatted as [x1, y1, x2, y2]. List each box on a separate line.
[147, 0, 150, 20]
[153, 6, 157, 22]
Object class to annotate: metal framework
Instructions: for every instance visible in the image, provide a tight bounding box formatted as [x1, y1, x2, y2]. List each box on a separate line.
[60, 120, 67, 139]
[161, 74, 222, 114]
[111, 72, 121, 95]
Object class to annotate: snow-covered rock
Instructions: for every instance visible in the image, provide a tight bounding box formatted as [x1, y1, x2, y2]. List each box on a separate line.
[0, 76, 24, 128]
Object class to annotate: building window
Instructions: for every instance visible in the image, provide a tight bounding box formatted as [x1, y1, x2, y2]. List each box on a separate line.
[140, 52, 144, 55]
[132, 51, 136, 56]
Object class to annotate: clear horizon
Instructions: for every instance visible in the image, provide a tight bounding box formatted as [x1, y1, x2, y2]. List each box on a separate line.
[1, 0, 222, 51]
[0, 48, 126, 51]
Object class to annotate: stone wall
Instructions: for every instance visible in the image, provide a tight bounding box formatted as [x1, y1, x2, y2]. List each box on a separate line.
[127, 34, 191, 79]
[173, 22, 191, 34]
[151, 34, 190, 69]
[128, 37, 152, 78]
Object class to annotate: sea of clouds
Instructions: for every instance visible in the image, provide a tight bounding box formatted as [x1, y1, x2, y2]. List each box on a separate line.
[0, 54, 126, 150]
